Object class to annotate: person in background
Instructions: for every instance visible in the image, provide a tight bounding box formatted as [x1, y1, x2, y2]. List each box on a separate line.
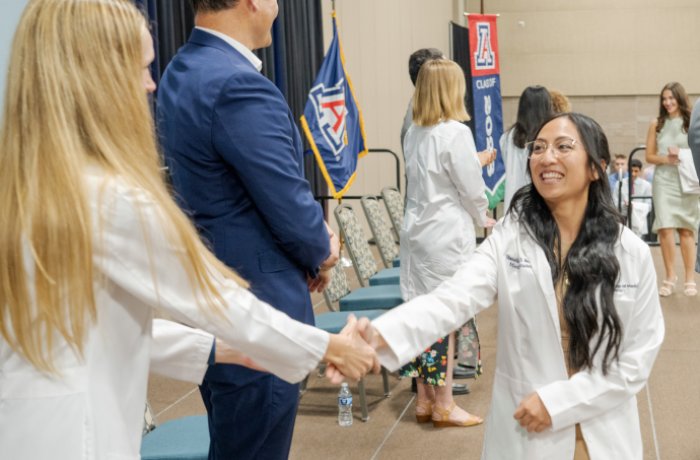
[401, 48, 444, 149]
[500, 85, 554, 209]
[0, 1, 376, 459]
[359, 113, 664, 459]
[549, 88, 572, 113]
[690, 98, 700, 273]
[157, 0, 343, 458]
[400, 47, 472, 393]
[645, 82, 699, 297]
[608, 153, 629, 201]
[401, 59, 496, 428]
[616, 159, 653, 236]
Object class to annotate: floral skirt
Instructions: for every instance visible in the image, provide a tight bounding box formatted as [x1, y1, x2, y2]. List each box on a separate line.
[400, 318, 481, 386]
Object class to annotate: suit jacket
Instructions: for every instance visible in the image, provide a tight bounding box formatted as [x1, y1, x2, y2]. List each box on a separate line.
[690, 99, 700, 179]
[157, 29, 330, 383]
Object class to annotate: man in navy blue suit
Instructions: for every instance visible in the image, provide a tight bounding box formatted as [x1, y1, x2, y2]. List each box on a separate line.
[157, 1, 339, 458]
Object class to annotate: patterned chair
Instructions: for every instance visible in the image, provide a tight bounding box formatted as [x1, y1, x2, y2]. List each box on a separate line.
[381, 186, 403, 243]
[322, 264, 403, 313]
[334, 204, 400, 287]
[361, 196, 400, 269]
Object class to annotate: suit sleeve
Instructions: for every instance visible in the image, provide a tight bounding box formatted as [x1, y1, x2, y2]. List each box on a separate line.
[212, 72, 330, 275]
[442, 127, 490, 227]
[536, 245, 665, 431]
[372, 223, 500, 370]
[689, 100, 700, 179]
[150, 319, 213, 384]
[95, 180, 330, 384]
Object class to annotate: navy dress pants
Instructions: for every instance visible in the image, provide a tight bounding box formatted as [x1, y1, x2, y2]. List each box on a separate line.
[200, 371, 300, 460]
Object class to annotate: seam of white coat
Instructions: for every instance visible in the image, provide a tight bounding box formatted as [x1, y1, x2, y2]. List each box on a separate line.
[369, 394, 415, 460]
[645, 384, 661, 460]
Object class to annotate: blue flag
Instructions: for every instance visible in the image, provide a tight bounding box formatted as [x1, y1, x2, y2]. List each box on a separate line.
[300, 13, 367, 199]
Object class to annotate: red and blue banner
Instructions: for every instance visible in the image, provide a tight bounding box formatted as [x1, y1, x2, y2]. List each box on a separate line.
[466, 14, 505, 209]
[300, 13, 367, 199]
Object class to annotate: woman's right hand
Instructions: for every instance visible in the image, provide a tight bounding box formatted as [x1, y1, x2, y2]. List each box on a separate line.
[667, 146, 680, 165]
[477, 148, 497, 167]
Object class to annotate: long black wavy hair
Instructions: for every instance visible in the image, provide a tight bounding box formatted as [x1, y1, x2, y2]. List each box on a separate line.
[508, 112, 624, 375]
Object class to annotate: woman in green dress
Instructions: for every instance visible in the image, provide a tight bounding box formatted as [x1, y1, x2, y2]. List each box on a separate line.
[645, 82, 699, 296]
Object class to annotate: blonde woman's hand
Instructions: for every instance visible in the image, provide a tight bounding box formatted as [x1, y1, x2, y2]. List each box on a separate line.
[214, 339, 268, 372]
[478, 148, 497, 167]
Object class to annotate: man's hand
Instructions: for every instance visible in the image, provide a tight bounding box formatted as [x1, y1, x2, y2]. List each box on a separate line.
[513, 392, 552, 433]
[307, 269, 332, 293]
[324, 314, 381, 384]
[320, 222, 340, 270]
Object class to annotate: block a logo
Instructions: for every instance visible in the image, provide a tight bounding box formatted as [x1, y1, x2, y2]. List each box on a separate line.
[474, 22, 495, 70]
[309, 79, 347, 159]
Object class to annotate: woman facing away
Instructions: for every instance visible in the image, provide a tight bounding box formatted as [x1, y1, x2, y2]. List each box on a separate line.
[500, 85, 554, 210]
[645, 81, 699, 297]
[0, 1, 376, 459]
[357, 113, 665, 459]
[401, 59, 495, 427]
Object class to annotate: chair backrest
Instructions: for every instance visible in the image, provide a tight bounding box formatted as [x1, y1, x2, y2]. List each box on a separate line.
[322, 264, 351, 310]
[381, 186, 403, 240]
[334, 204, 377, 287]
[361, 195, 399, 268]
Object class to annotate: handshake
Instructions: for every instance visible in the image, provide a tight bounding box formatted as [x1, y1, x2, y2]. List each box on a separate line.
[215, 314, 384, 384]
[322, 314, 385, 384]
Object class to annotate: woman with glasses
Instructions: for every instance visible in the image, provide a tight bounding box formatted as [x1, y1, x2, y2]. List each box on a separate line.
[361, 113, 664, 459]
[400, 59, 495, 427]
[645, 82, 698, 297]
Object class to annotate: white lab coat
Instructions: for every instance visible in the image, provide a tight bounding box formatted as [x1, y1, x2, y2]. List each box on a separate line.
[0, 168, 330, 460]
[401, 120, 489, 299]
[374, 214, 664, 460]
[500, 129, 531, 210]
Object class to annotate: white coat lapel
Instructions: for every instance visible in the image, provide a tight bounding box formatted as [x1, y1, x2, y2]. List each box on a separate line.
[524, 236, 561, 338]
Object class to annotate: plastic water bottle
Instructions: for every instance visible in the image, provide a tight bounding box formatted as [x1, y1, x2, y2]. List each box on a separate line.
[337, 383, 353, 426]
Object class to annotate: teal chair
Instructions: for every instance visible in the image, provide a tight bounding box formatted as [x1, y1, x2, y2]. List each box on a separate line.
[361, 195, 400, 269]
[141, 414, 209, 460]
[322, 264, 403, 313]
[312, 309, 391, 421]
[334, 204, 400, 287]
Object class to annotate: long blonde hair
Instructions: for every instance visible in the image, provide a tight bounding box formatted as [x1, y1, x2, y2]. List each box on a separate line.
[412, 59, 470, 126]
[0, 0, 247, 372]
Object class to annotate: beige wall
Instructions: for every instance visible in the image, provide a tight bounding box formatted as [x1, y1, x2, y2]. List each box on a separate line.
[318, 1, 700, 229]
[465, 0, 700, 97]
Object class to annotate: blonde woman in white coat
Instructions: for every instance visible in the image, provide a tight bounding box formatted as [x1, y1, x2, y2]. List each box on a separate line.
[360, 113, 664, 459]
[400, 59, 495, 427]
[0, 2, 377, 459]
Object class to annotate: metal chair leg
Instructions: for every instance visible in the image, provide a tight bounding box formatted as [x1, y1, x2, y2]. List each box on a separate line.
[298, 374, 309, 398]
[357, 378, 369, 422]
[381, 367, 391, 397]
